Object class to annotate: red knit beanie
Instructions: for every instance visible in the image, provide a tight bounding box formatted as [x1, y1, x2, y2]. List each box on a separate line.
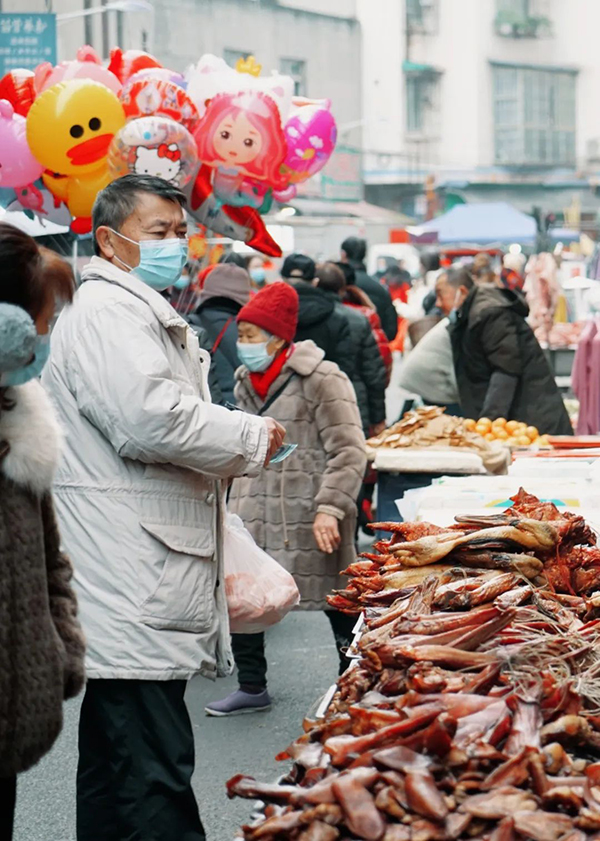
[237, 281, 299, 343]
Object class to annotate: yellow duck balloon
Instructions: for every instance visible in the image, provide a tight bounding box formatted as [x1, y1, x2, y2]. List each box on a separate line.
[26, 78, 125, 234]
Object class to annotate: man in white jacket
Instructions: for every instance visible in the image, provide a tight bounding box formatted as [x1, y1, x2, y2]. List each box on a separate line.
[42, 175, 284, 841]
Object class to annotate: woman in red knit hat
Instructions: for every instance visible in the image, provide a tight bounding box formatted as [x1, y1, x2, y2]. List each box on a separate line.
[205, 282, 366, 716]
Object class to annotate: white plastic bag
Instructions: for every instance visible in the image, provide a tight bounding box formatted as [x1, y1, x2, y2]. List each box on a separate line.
[223, 512, 300, 633]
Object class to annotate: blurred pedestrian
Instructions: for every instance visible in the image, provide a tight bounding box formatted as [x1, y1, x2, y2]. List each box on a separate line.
[42, 174, 286, 841]
[315, 262, 386, 437]
[439, 266, 572, 434]
[383, 263, 412, 303]
[398, 308, 461, 416]
[336, 261, 392, 384]
[0, 224, 85, 839]
[219, 250, 247, 269]
[419, 251, 443, 316]
[282, 252, 354, 378]
[246, 253, 268, 291]
[340, 236, 398, 340]
[500, 252, 526, 292]
[206, 282, 366, 716]
[471, 251, 497, 285]
[192, 263, 252, 405]
[334, 261, 391, 530]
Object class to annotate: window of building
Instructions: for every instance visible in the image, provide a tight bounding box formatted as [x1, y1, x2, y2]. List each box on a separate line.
[280, 58, 307, 97]
[406, 72, 440, 135]
[223, 49, 254, 68]
[495, 0, 552, 37]
[497, 0, 529, 16]
[493, 64, 576, 166]
[406, 0, 438, 35]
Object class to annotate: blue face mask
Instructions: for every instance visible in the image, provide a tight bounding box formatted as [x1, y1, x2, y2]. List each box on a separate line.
[250, 267, 266, 287]
[173, 273, 191, 291]
[111, 229, 188, 291]
[236, 341, 276, 372]
[1, 333, 50, 387]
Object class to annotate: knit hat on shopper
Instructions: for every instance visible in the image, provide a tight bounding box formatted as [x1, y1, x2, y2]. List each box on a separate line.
[198, 263, 251, 308]
[237, 281, 299, 343]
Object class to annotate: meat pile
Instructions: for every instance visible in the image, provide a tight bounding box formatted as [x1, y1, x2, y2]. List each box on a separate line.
[327, 490, 600, 615]
[228, 491, 600, 841]
[366, 407, 491, 453]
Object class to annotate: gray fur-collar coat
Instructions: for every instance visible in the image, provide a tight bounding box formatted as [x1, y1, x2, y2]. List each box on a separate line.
[229, 341, 366, 610]
[0, 380, 85, 776]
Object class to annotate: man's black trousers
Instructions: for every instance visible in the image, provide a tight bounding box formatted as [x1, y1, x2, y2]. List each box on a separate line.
[77, 678, 205, 841]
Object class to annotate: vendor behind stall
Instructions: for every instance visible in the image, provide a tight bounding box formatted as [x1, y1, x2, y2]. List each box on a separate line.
[397, 314, 461, 416]
[440, 268, 573, 434]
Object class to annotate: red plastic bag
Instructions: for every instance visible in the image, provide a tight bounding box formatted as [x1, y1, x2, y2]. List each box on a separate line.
[224, 513, 300, 633]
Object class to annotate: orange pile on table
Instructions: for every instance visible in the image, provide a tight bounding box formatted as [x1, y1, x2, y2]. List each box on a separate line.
[464, 417, 550, 447]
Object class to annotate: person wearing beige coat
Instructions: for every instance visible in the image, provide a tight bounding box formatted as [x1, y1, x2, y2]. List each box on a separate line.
[206, 282, 366, 717]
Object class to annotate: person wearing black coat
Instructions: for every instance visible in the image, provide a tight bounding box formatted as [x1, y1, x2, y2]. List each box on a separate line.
[340, 237, 398, 342]
[191, 263, 251, 405]
[440, 268, 572, 435]
[282, 253, 355, 379]
[316, 262, 386, 435]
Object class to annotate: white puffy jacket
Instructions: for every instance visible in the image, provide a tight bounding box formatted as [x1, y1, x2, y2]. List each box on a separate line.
[42, 257, 268, 681]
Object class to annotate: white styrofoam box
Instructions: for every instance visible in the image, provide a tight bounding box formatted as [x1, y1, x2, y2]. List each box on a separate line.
[510, 459, 597, 481]
[398, 473, 600, 525]
[374, 448, 485, 475]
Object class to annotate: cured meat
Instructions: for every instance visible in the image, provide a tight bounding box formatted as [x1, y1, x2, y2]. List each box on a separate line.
[231, 490, 600, 841]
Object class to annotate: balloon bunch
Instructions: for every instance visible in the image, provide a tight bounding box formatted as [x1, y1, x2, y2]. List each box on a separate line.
[0, 47, 337, 255]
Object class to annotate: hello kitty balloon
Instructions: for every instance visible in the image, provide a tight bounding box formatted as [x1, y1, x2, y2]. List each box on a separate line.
[108, 116, 198, 188]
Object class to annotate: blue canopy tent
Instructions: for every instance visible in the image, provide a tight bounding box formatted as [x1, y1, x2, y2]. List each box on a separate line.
[408, 202, 537, 246]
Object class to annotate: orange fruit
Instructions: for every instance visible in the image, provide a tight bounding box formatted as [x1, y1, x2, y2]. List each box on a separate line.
[538, 434, 550, 447]
[506, 420, 519, 433]
[526, 426, 539, 441]
[485, 432, 495, 442]
[495, 429, 509, 440]
[492, 418, 507, 429]
[516, 435, 531, 447]
[477, 418, 492, 433]
[464, 418, 477, 431]
[476, 424, 489, 436]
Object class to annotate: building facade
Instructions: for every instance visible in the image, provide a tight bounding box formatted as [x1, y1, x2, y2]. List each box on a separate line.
[358, 0, 600, 224]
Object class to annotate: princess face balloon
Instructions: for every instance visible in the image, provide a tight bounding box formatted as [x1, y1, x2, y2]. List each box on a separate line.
[195, 91, 287, 190]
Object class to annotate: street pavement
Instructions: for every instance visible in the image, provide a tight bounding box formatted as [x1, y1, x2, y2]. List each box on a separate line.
[13, 611, 342, 841]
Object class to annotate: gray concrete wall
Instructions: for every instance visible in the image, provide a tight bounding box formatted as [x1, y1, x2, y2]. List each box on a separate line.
[8, 0, 362, 151]
[151, 0, 362, 146]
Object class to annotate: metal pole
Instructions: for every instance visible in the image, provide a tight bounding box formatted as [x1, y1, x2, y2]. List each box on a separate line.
[84, 0, 93, 46]
[116, 9, 124, 45]
[101, 0, 109, 60]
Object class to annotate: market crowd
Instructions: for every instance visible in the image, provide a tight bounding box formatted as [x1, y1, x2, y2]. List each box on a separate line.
[0, 174, 572, 840]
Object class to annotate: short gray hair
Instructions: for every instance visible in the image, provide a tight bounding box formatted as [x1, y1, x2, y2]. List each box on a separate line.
[92, 174, 186, 256]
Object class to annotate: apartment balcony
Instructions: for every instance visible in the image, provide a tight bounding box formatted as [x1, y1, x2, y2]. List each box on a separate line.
[494, 0, 552, 38]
